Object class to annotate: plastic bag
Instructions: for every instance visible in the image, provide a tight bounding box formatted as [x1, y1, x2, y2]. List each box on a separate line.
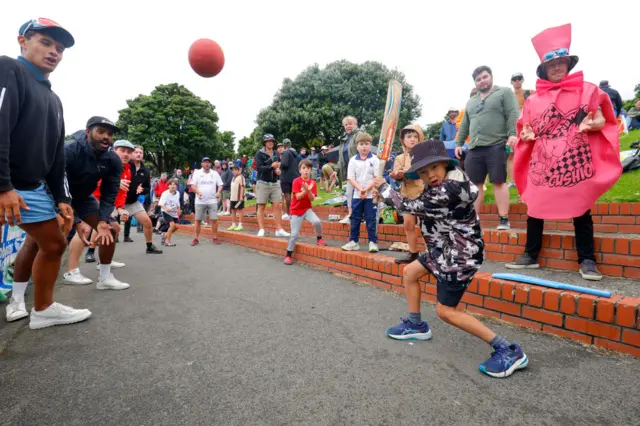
[381, 206, 398, 224]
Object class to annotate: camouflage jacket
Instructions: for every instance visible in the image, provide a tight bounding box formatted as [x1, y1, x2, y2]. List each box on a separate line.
[380, 168, 484, 283]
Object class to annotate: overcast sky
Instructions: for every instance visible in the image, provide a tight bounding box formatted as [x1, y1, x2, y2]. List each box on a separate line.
[2, 0, 637, 145]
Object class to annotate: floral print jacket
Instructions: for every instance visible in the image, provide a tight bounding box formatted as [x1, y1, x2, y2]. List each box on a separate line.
[380, 168, 484, 283]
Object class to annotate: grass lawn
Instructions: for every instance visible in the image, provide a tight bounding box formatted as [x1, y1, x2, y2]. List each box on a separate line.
[484, 129, 640, 204]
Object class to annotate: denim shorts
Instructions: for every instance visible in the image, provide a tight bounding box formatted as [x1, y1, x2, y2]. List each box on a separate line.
[12, 184, 57, 224]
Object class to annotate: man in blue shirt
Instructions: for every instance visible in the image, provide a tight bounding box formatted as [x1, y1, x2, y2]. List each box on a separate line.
[439, 108, 459, 141]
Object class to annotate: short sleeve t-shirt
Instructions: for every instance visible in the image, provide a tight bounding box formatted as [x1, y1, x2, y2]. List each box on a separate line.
[230, 175, 245, 202]
[159, 190, 181, 218]
[190, 168, 223, 205]
[347, 152, 380, 199]
[290, 177, 317, 216]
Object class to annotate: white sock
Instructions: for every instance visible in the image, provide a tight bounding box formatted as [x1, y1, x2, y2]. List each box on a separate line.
[11, 281, 28, 303]
[231, 223, 236, 227]
[99, 263, 112, 281]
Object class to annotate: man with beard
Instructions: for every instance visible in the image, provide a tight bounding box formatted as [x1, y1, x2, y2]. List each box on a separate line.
[2, 18, 91, 328]
[13, 117, 139, 293]
[455, 66, 519, 230]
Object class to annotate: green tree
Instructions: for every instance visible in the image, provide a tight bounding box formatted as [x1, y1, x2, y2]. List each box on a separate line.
[237, 134, 260, 157]
[423, 121, 443, 140]
[116, 83, 220, 173]
[622, 83, 640, 112]
[218, 130, 236, 160]
[256, 60, 422, 150]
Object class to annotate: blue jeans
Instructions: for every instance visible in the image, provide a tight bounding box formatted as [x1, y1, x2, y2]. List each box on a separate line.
[350, 198, 377, 243]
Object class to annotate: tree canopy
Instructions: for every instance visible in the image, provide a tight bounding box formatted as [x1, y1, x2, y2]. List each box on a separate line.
[116, 83, 222, 173]
[255, 60, 422, 150]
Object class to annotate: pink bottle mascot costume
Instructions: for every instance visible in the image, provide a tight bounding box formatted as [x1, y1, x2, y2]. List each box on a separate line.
[514, 24, 622, 220]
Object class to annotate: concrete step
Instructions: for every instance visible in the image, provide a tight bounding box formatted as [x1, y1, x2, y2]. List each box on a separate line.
[175, 225, 640, 358]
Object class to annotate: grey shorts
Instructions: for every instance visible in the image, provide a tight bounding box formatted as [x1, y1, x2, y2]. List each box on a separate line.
[256, 181, 282, 205]
[465, 142, 507, 185]
[124, 201, 146, 216]
[195, 203, 218, 221]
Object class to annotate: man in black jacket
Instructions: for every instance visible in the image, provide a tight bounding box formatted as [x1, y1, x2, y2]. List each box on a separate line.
[1, 18, 92, 328]
[15, 117, 135, 294]
[122, 145, 160, 250]
[599, 80, 623, 118]
[279, 138, 299, 220]
[254, 134, 290, 237]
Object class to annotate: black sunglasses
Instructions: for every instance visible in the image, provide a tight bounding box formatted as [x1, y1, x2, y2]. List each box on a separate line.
[475, 99, 485, 114]
[511, 77, 523, 82]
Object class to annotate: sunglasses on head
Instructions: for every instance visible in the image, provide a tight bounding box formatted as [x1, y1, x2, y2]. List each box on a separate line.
[543, 48, 569, 62]
[22, 18, 62, 35]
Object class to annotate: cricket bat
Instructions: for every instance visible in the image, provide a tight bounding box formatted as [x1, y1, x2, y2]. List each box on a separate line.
[377, 80, 403, 177]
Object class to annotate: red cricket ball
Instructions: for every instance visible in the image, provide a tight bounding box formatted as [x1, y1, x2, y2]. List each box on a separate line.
[188, 39, 225, 78]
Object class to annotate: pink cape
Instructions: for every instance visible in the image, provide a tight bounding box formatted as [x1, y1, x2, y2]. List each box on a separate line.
[514, 72, 622, 219]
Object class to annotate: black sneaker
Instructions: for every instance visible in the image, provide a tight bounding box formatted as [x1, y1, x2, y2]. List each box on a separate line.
[505, 254, 539, 269]
[579, 259, 602, 281]
[85, 251, 96, 263]
[497, 216, 511, 230]
[146, 244, 163, 254]
[394, 252, 419, 264]
[124, 236, 134, 243]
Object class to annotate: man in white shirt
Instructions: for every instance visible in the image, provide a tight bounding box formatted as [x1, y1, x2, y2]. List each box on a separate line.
[189, 157, 223, 246]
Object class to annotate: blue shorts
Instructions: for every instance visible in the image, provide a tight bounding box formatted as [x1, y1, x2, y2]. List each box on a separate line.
[12, 184, 57, 224]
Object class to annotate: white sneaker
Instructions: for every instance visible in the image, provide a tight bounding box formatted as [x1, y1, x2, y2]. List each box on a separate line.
[369, 242, 379, 253]
[339, 215, 351, 224]
[29, 302, 92, 330]
[95, 260, 126, 270]
[342, 241, 360, 251]
[275, 229, 290, 237]
[282, 214, 290, 220]
[96, 274, 130, 290]
[6, 297, 28, 322]
[257, 229, 265, 237]
[63, 268, 93, 285]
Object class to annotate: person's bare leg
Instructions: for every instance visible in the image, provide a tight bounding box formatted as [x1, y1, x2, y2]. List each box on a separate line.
[403, 214, 418, 253]
[238, 209, 244, 226]
[257, 204, 266, 230]
[493, 183, 510, 217]
[403, 261, 426, 313]
[165, 222, 176, 243]
[211, 218, 218, 239]
[436, 304, 496, 343]
[67, 233, 86, 272]
[474, 184, 485, 215]
[283, 193, 292, 216]
[19, 219, 67, 311]
[273, 202, 283, 230]
[13, 235, 39, 283]
[193, 219, 201, 239]
[134, 211, 153, 243]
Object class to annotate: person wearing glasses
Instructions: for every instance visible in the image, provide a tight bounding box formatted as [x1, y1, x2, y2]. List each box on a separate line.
[454, 66, 519, 231]
[1, 18, 92, 328]
[507, 23, 622, 281]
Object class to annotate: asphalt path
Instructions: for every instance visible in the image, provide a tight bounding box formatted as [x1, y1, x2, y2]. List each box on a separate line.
[0, 234, 638, 425]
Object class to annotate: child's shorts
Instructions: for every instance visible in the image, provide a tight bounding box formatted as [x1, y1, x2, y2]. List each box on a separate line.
[417, 254, 469, 307]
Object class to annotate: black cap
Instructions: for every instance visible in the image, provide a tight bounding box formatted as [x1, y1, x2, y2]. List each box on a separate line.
[86, 116, 120, 133]
[19, 18, 75, 48]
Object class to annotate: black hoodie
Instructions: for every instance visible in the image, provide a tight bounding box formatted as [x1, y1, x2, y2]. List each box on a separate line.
[221, 166, 233, 191]
[125, 161, 151, 205]
[0, 56, 70, 204]
[65, 130, 122, 222]
[255, 147, 279, 183]
[280, 147, 300, 184]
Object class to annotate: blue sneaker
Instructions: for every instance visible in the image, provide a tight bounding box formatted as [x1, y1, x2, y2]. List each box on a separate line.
[386, 318, 433, 341]
[478, 343, 529, 378]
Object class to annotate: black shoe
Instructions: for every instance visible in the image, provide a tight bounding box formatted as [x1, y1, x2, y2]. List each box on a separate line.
[124, 236, 134, 243]
[85, 251, 96, 263]
[394, 252, 419, 264]
[497, 216, 511, 230]
[146, 244, 163, 254]
[505, 254, 539, 269]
